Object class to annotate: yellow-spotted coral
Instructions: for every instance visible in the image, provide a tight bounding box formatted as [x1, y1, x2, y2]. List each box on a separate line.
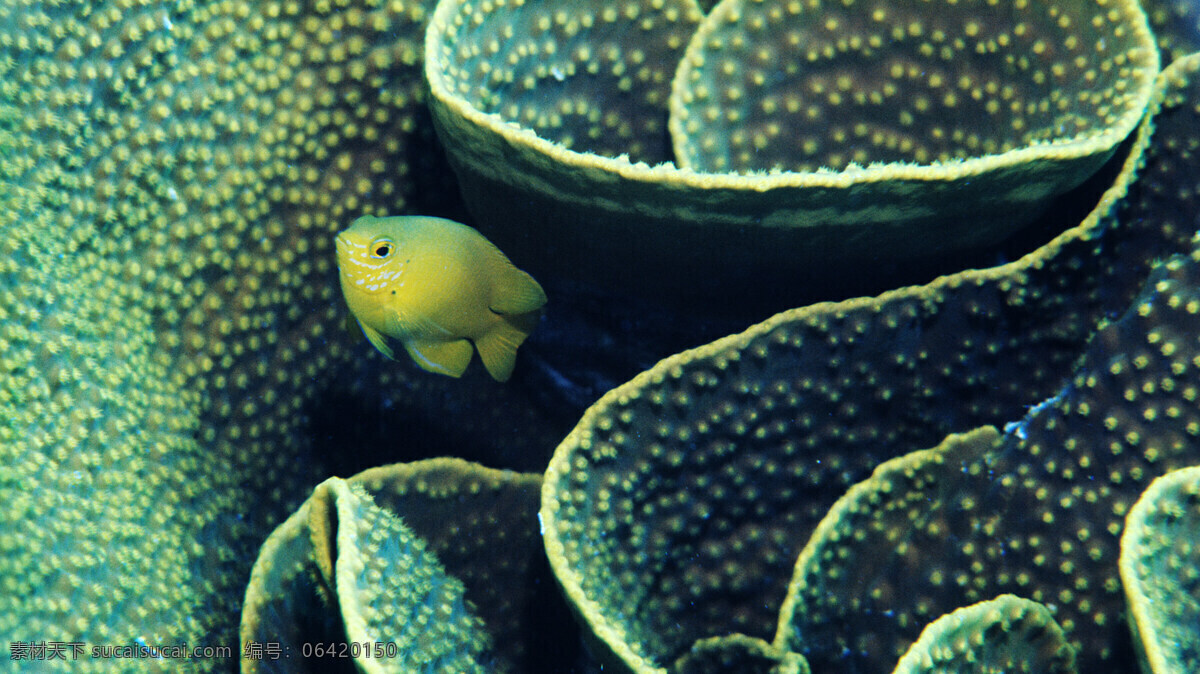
[1120, 465, 1200, 674]
[0, 0, 567, 669]
[890, 595, 1076, 674]
[241, 458, 546, 673]
[2, 0, 1200, 670]
[781, 234, 1200, 672]
[426, 0, 1159, 307]
[539, 52, 1200, 673]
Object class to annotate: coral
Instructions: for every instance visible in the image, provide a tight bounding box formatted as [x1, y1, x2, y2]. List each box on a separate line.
[1120, 465, 1200, 674]
[1145, 0, 1200, 65]
[669, 634, 810, 674]
[1, 139, 216, 669]
[890, 595, 1075, 674]
[672, 0, 1151, 174]
[0, 0, 568, 669]
[349, 458, 549, 669]
[426, 0, 1158, 306]
[428, 0, 702, 163]
[242, 470, 501, 673]
[241, 458, 579, 673]
[0, 0, 1197, 669]
[539, 52, 1200, 673]
[0, 29, 219, 666]
[780, 232, 1200, 672]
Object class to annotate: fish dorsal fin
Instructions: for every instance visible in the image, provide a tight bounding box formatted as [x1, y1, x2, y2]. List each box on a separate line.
[488, 264, 547, 316]
[475, 314, 540, 382]
[403, 338, 474, 378]
[357, 319, 396, 360]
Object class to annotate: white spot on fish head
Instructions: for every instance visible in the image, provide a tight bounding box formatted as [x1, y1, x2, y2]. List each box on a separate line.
[335, 229, 395, 295]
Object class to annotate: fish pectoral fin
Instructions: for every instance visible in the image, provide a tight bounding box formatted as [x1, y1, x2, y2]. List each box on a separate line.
[403, 338, 473, 378]
[358, 320, 396, 360]
[475, 316, 536, 382]
[390, 306, 454, 339]
[488, 265, 547, 316]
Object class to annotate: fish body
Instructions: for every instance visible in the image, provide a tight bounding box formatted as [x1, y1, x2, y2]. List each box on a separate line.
[334, 215, 547, 381]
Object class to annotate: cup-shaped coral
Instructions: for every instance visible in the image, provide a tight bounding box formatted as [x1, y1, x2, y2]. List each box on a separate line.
[425, 0, 1158, 307]
[538, 49, 1200, 674]
[667, 0, 1159, 261]
[240, 458, 546, 673]
[778, 241, 1200, 673]
[672, 0, 1154, 175]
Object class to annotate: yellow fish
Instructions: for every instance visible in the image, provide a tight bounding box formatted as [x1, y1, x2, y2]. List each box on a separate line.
[334, 215, 547, 382]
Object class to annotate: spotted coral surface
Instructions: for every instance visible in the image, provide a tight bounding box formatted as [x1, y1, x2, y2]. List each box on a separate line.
[426, 0, 1158, 306]
[2, 0, 1200, 670]
[672, 0, 1153, 175]
[890, 595, 1076, 674]
[242, 471, 498, 673]
[1145, 0, 1200, 65]
[539, 49, 1200, 674]
[1120, 465, 1200, 674]
[542, 52, 1190, 671]
[429, 0, 702, 163]
[348, 458, 550, 670]
[669, 634, 810, 674]
[780, 237, 1200, 672]
[0, 0, 567, 669]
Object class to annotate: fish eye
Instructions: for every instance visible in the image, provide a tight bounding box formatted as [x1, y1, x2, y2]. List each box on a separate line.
[370, 239, 394, 259]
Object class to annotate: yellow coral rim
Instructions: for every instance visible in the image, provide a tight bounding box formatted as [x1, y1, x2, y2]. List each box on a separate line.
[425, 0, 1158, 193]
[536, 47, 1174, 671]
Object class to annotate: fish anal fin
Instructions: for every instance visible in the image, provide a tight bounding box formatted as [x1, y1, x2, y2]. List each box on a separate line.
[358, 320, 396, 360]
[489, 266, 547, 316]
[403, 338, 473, 378]
[475, 314, 538, 382]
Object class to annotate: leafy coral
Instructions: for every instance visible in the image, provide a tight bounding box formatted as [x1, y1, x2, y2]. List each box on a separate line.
[426, 0, 1159, 306]
[890, 595, 1076, 674]
[669, 634, 810, 674]
[1120, 465, 1200, 674]
[0, 0, 564, 669]
[242, 470, 500, 673]
[672, 0, 1153, 175]
[2, 0, 1200, 670]
[540, 50, 1200, 673]
[240, 458, 548, 672]
[782, 223, 1200, 671]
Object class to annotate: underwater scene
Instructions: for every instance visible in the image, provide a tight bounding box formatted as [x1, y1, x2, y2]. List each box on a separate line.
[2, 0, 1200, 671]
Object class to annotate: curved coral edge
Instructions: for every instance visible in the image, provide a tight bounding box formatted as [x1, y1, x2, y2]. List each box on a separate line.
[889, 593, 1075, 673]
[666, 0, 1159, 177]
[768, 425, 1002, 652]
[535, 48, 1170, 668]
[1118, 464, 1200, 674]
[239, 497, 314, 673]
[425, 0, 1158, 193]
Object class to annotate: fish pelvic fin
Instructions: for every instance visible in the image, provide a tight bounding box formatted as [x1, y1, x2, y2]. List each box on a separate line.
[475, 313, 539, 382]
[358, 320, 396, 360]
[403, 338, 474, 378]
[489, 265, 547, 316]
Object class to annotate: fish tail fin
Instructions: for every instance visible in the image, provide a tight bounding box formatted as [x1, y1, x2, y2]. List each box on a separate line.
[488, 265, 547, 316]
[475, 313, 540, 382]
